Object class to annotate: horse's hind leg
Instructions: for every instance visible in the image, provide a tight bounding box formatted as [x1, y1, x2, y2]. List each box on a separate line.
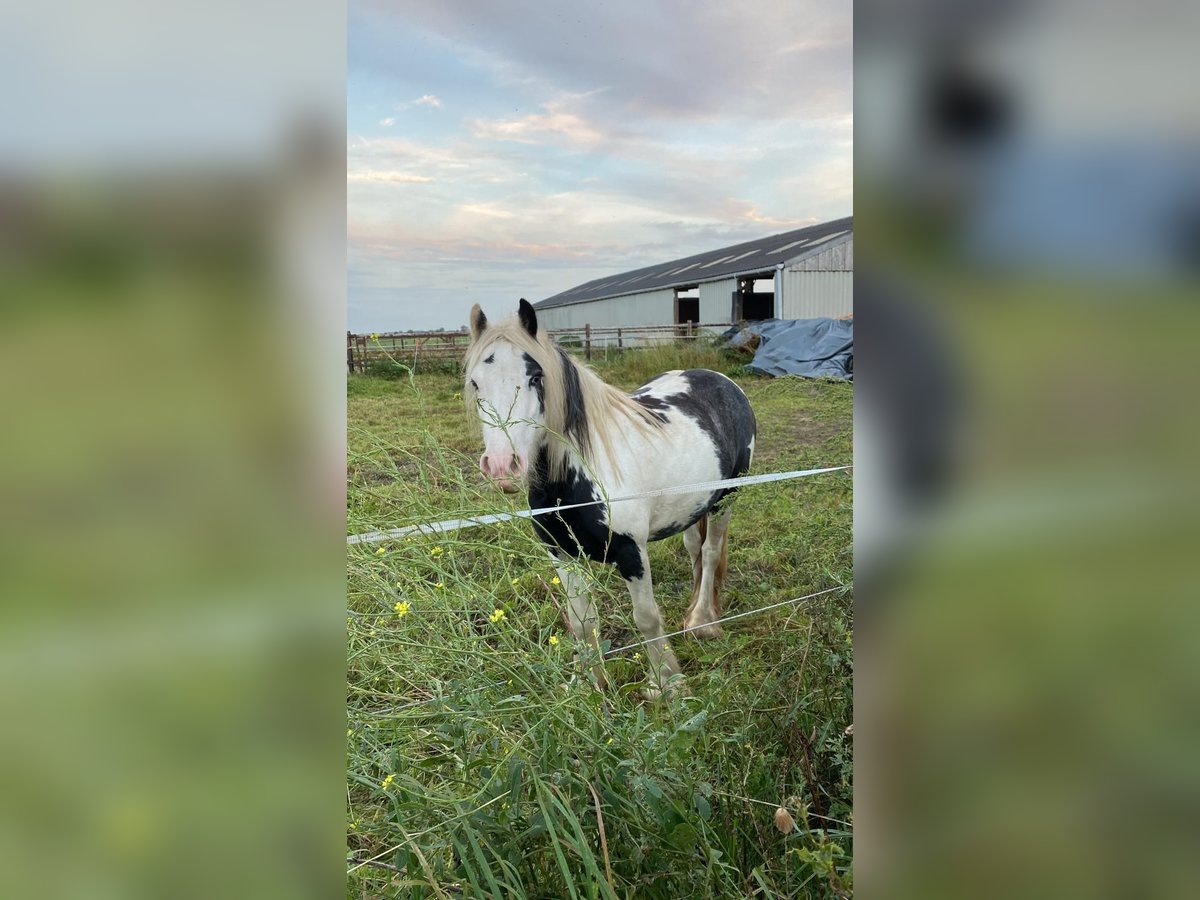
[682, 506, 732, 638]
[682, 518, 706, 622]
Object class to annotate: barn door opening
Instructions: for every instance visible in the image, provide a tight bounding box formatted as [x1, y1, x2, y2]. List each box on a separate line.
[732, 276, 774, 321]
[674, 288, 699, 326]
[675, 298, 699, 325]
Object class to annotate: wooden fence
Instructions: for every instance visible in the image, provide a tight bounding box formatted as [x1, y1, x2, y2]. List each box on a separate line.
[347, 322, 727, 373]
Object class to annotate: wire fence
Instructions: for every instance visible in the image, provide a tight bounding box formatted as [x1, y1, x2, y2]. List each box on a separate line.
[348, 463, 852, 713]
[347, 465, 851, 545]
[348, 586, 850, 720]
[347, 464, 853, 882]
[347, 322, 730, 373]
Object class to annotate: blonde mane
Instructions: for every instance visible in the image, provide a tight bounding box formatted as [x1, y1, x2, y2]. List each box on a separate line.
[464, 316, 664, 483]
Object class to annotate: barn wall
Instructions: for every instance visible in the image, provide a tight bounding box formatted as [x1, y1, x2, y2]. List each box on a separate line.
[786, 235, 853, 271]
[698, 277, 737, 323]
[538, 232, 854, 330]
[537, 289, 675, 334]
[779, 270, 854, 318]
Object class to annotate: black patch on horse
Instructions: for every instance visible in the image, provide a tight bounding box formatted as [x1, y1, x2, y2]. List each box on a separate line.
[630, 391, 671, 424]
[528, 447, 643, 580]
[557, 348, 591, 459]
[483, 353, 495, 364]
[648, 502, 714, 542]
[636, 370, 756, 509]
[521, 352, 545, 412]
[661, 371, 755, 476]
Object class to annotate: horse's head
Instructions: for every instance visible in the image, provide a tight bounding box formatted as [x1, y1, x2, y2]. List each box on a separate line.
[464, 299, 547, 493]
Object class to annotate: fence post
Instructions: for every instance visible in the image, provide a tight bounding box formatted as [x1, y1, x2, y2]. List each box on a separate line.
[617, 327, 623, 351]
[347, 331, 354, 373]
[585, 323, 592, 360]
[687, 320, 694, 340]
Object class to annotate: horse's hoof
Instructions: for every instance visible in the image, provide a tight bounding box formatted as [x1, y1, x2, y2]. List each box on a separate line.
[641, 675, 687, 701]
[683, 620, 724, 639]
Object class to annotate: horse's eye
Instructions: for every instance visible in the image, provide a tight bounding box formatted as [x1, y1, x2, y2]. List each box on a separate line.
[529, 373, 542, 386]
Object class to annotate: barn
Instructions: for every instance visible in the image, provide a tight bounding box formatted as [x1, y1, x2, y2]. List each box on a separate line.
[534, 216, 852, 334]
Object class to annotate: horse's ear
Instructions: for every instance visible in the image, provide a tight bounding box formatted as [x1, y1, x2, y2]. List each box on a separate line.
[469, 304, 487, 340]
[518, 298, 537, 338]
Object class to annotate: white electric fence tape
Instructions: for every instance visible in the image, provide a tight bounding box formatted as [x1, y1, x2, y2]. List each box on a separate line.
[347, 465, 851, 545]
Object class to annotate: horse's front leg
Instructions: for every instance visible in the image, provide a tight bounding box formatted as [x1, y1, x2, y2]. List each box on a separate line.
[553, 558, 608, 689]
[618, 543, 683, 699]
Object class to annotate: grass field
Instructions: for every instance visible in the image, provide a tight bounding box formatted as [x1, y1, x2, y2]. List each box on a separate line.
[347, 342, 853, 898]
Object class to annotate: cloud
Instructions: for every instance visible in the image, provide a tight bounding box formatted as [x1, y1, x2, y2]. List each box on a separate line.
[456, 202, 516, 220]
[347, 0, 852, 328]
[378, 117, 395, 126]
[347, 171, 434, 184]
[358, 0, 850, 121]
[387, 94, 445, 113]
[471, 100, 610, 148]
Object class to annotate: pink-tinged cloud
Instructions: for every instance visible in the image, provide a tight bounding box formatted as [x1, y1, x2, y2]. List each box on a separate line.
[471, 101, 609, 148]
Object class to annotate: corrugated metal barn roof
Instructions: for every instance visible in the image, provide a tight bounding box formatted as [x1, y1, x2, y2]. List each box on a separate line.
[536, 216, 852, 310]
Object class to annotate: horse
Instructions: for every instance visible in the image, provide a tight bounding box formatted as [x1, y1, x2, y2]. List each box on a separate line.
[463, 299, 756, 697]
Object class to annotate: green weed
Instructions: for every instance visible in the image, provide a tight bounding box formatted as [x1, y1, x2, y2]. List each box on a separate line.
[347, 345, 853, 898]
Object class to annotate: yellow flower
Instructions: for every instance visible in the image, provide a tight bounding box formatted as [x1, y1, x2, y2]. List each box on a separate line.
[548, 635, 559, 646]
[434, 582, 445, 590]
[375, 545, 386, 555]
[346, 729, 353, 737]
[369, 333, 379, 341]
[430, 546, 443, 558]
[453, 392, 462, 401]
[550, 576, 561, 586]
[511, 578, 519, 586]
[381, 774, 394, 790]
[489, 608, 506, 624]
[349, 821, 357, 830]
[633, 652, 641, 661]
[394, 601, 410, 617]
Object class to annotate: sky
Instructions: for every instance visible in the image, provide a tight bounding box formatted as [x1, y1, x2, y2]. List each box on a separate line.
[347, 0, 852, 332]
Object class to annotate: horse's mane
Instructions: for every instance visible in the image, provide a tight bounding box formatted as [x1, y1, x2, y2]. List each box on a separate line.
[464, 317, 664, 483]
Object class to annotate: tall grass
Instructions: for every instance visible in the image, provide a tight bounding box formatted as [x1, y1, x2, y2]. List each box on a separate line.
[347, 344, 853, 898]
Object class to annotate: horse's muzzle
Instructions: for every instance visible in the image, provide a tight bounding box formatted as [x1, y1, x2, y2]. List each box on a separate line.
[480, 451, 526, 493]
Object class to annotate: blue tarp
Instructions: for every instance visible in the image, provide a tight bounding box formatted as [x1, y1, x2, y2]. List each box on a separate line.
[725, 318, 853, 380]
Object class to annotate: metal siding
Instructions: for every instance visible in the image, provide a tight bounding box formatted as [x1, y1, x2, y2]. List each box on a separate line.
[536, 289, 674, 337]
[537, 217, 852, 308]
[537, 306, 570, 330]
[786, 235, 853, 271]
[780, 270, 854, 318]
[699, 278, 736, 323]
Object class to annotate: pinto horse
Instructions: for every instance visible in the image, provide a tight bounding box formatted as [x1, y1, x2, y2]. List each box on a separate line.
[464, 299, 756, 696]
